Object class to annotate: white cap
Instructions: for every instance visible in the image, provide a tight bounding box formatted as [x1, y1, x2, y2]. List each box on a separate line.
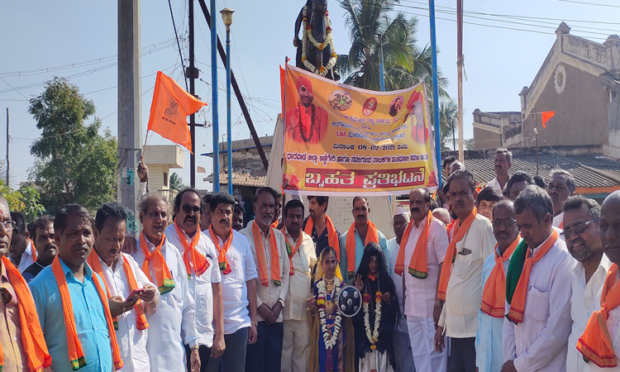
[395, 206, 409, 216]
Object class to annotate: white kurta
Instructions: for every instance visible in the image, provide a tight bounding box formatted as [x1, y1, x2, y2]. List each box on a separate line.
[503, 234, 576, 372]
[553, 212, 565, 228]
[165, 225, 221, 347]
[486, 177, 505, 192]
[96, 253, 155, 372]
[16, 241, 35, 273]
[132, 237, 198, 372]
[282, 229, 316, 322]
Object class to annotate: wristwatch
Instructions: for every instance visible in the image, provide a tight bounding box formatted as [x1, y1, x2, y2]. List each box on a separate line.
[251, 320, 258, 326]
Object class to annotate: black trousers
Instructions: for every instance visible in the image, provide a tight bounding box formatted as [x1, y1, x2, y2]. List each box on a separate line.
[185, 344, 212, 372]
[245, 321, 283, 372]
[448, 337, 476, 372]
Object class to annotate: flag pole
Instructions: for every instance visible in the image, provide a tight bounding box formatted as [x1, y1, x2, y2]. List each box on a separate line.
[429, 0, 442, 189]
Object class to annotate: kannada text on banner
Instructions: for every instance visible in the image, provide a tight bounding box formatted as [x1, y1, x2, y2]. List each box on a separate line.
[282, 65, 438, 196]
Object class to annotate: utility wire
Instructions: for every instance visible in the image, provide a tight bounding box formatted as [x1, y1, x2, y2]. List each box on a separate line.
[168, 0, 188, 90]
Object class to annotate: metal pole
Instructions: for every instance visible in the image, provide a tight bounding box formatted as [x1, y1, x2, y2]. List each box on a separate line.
[210, 0, 220, 192]
[226, 27, 232, 195]
[379, 34, 385, 92]
[429, 0, 442, 188]
[5, 108, 8, 187]
[534, 107, 539, 175]
[456, 0, 464, 162]
[189, 0, 196, 188]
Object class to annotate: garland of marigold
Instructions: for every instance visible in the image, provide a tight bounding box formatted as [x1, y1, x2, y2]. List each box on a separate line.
[301, 6, 337, 77]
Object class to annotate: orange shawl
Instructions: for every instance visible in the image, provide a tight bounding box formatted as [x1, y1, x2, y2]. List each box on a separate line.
[283, 227, 303, 276]
[437, 208, 477, 301]
[304, 215, 340, 260]
[251, 222, 281, 286]
[507, 230, 559, 324]
[577, 264, 620, 368]
[395, 211, 432, 279]
[139, 232, 175, 294]
[0, 256, 51, 372]
[208, 225, 232, 275]
[51, 256, 123, 370]
[345, 221, 379, 277]
[28, 238, 37, 262]
[174, 221, 209, 280]
[480, 237, 520, 317]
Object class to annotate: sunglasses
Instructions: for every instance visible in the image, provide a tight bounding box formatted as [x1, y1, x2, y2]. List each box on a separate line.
[182, 204, 203, 215]
[491, 219, 516, 229]
[563, 219, 599, 239]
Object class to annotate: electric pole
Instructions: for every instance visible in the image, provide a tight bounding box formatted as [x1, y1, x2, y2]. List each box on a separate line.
[188, 0, 197, 188]
[5, 108, 8, 187]
[457, 0, 464, 162]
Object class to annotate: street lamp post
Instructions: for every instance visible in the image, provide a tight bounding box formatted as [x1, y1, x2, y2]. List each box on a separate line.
[221, 8, 234, 195]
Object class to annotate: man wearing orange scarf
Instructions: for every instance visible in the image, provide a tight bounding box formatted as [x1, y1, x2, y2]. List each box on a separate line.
[285, 76, 329, 145]
[339, 197, 389, 285]
[433, 170, 496, 372]
[398, 188, 449, 371]
[475, 200, 520, 372]
[132, 193, 201, 372]
[91, 202, 160, 372]
[0, 197, 51, 372]
[166, 189, 224, 371]
[502, 186, 575, 372]
[240, 187, 290, 372]
[302, 196, 341, 258]
[30, 204, 124, 372]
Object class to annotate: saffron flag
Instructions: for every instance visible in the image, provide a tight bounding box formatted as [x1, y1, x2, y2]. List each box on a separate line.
[541, 111, 555, 128]
[147, 71, 206, 153]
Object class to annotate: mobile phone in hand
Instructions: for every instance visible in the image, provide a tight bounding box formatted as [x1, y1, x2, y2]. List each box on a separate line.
[126, 288, 144, 303]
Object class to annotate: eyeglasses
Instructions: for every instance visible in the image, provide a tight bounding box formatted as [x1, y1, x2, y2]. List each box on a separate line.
[492, 219, 516, 229]
[0, 220, 17, 231]
[182, 204, 203, 215]
[563, 219, 599, 239]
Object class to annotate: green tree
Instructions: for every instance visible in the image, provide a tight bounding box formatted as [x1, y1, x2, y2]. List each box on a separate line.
[29, 77, 117, 213]
[169, 172, 185, 191]
[465, 138, 475, 150]
[439, 99, 457, 151]
[0, 181, 45, 222]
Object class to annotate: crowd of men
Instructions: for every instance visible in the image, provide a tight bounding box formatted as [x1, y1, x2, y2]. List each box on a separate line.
[2, 150, 620, 372]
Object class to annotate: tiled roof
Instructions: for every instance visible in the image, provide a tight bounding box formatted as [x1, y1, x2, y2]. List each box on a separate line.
[212, 169, 266, 187]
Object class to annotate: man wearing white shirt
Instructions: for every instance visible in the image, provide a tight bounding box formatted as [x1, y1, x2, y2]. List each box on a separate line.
[133, 193, 201, 372]
[240, 187, 290, 372]
[387, 207, 416, 372]
[547, 169, 576, 229]
[280, 199, 317, 372]
[563, 196, 611, 372]
[502, 186, 576, 372]
[486, 148, 512, 192]
[205, 192, 259, 372]
[166, 188, 225, 371]
[8, 212, 34, 272]
[92, 202, 160, 372]
[403, 188, 450, 372]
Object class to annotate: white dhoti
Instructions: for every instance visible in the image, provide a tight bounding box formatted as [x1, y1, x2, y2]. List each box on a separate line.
[359, 350, 394, 372]
[407, 316, 447, 372]
[281, 319, 310, 372]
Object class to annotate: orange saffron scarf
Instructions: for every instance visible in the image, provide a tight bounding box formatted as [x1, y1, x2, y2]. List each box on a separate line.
[507, 229, 558, 324]
[139, 232, 175, 294]
[51, 257, 123, 370]
[174, 220, 209, 280]
[345, 221, 379, 277]
[480, 237, 520, 317]
[0, 256, 51, 372]
[208, 225, 232, 275]
[283, 227, 303, 276]
[395, 211, 432, 279]
[87, 250, 149, 331]
[28, 238, 37, 262]
[437, 208, 477, 301]
[251, 222, 281, 286]
[304, 215, 340, 261]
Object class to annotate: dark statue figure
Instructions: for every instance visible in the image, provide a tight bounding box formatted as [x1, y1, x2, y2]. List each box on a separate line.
[294, 0, 340, 81]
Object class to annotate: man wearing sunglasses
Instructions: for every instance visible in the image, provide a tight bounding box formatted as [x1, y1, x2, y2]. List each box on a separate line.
[166, 188, 225, 372]
[563, 196, 610, 372]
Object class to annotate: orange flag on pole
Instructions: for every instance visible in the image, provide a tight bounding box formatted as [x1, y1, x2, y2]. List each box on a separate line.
[146, 71, 206, 153]
[541, 111, 555, 128]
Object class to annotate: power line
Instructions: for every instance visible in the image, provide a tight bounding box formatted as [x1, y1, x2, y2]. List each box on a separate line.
[553, 0, 620, 8]
[167, 0, 188, 90]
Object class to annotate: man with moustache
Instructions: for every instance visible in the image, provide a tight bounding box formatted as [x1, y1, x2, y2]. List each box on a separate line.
[22, 214, 57, 283]
[240, 187, 290, 372]
[132, 193, 201, 372]
[576, 191, 620, 371]
[502, 186, 576, 372]
[280, 199, 316, 372]
[8, 212, 34, 272]
[563, 196, 611, 372]
[396, 189, 449, 372]
[340, 197, 389, 284]
[89, 202, 160, 372]
[434, 170, 496, 372]
[233, 203, 245, 231]
[302, 196, 341, 258]
[31, 204, 124, 372]
[167, 189, 225, 371]
[486, 148, 512, 192]
[476, 200, 520, 372]
[547, 169, 576, 229]
[0, 197, 52, 371]
[286, 76, 329, 144]
[205, 192, 258, 372]
[505, 172, 534, 202]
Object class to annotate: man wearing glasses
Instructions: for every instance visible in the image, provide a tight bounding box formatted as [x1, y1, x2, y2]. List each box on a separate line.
[166, 188, 225, 371]
[563, 196, 611, 372]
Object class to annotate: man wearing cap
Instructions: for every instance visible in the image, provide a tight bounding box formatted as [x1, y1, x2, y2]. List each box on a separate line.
[286, 76, 328, 144]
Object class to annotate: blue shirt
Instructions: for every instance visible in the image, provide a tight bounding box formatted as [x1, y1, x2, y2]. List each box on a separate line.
[339, 226, 390, 285]
[30, 258, 113, 372]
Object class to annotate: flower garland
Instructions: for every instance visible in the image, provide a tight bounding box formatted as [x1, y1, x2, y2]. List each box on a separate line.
[363, 288, 382, 350]
[317, 277, 342, 350]
[301, 6, 338, 77]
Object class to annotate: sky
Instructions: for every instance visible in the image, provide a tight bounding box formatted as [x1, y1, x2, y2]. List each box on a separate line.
[0, 0, 618, 190]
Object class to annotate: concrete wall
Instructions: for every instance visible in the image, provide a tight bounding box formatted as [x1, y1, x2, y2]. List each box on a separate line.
[474, 126, 501, 150]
